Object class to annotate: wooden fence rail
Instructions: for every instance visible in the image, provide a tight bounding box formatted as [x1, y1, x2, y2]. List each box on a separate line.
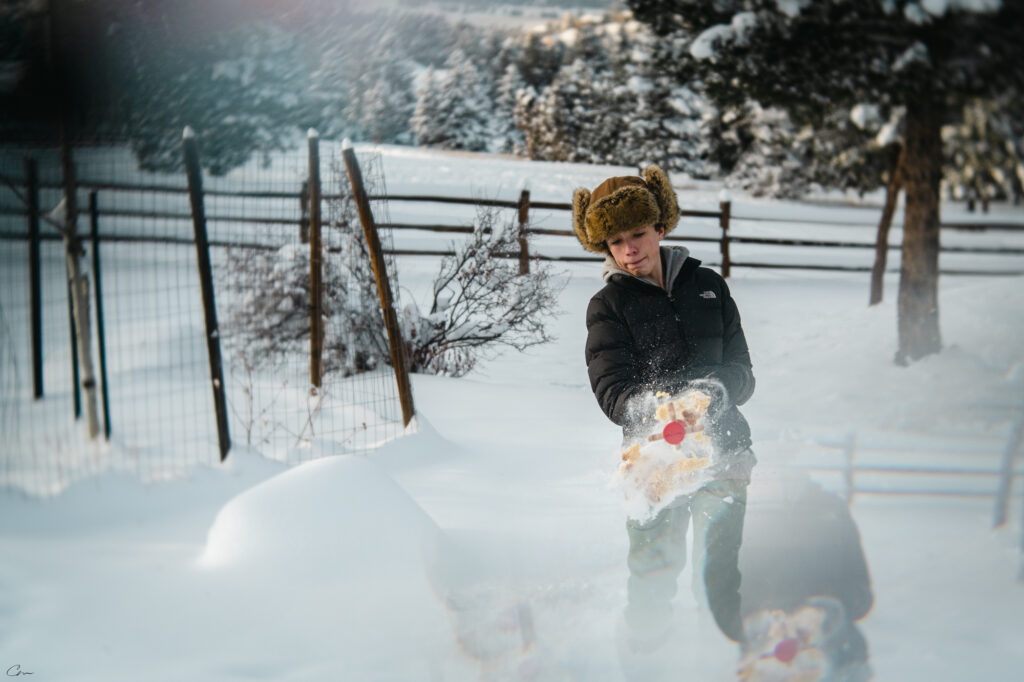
[803, 420, 1024, 581]
[4, 177, 1024, 277]
[801, 428, 1024, 504]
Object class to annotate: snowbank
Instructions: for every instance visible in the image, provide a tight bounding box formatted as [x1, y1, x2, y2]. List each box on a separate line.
[200, 453, 443, 574]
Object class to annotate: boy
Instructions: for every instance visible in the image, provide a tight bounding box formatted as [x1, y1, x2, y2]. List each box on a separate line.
[575, 166, 756, 651]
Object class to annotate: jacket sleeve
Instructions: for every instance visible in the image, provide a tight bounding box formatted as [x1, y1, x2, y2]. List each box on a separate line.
[585, 294, 643, 427]
[713, 277, 755, 406]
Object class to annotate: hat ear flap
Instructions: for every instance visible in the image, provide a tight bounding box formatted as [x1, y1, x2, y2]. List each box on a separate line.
[642, 165, 679, 235]
[573, 187, 606, 254]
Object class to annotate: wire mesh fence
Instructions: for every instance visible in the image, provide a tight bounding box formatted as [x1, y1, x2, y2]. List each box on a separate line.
[0, 141, 409, 497]
[1, 150, 87, 495]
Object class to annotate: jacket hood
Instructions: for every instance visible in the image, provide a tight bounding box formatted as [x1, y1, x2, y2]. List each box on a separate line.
[602, 245, 691, 290]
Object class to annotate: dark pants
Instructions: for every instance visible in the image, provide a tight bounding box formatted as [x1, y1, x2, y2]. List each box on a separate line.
[624, 477, 748, 645]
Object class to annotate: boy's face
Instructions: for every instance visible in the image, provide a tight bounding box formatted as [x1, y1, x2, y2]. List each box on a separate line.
[607, 222, 665, 283]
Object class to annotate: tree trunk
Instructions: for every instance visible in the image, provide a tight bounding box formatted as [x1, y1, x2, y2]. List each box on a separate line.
[895, 101, 943, 364]
[869, 144, 904, 306]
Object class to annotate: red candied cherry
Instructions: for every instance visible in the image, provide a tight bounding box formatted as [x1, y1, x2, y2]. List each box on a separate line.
[662, 420, 686, 445]
[774, 638, 799, 663]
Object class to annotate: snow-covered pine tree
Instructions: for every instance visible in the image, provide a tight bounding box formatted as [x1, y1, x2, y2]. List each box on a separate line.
[443, 49, 493, 152]
[221, 188, 390, 378]
[515, 31, 566, 90]
[493, 64, 529, 154]
[724, 102, 812, 198]
[357, 60, 416, 144]
[627, 0, 1024, 364]
[117, 20, 314, 174]
[944, 94, 1024, 208]
[510, 12, 715, 175]
[517, 58, 606, 163]
[411, 50, 491, 151]
[619, 19, 713, 177]
[341, 32, 416, 146]
[410, 68, 444, 147]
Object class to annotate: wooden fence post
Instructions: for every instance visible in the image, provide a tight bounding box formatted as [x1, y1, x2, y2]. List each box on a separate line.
[89, 192, 111, 440]
[719, 193, 732, 279]
[182, 127, 231, 461]
[518, 189, 530, 275]
[307, 132, 324, 390]
[58, 135, 97, 432]
[341, 141, 416, 427]
[59, 132, 101, 437]
[26, 157, 43, 399]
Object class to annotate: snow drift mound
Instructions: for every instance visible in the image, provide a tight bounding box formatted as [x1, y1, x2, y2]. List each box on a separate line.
[200, 454, 443, 579]
[197, 454, 458, 677]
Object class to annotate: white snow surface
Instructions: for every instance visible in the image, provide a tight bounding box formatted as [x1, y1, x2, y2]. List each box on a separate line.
[922, 0, 1003, 15]
[690, 23, 735, 61]
[850, 103, 882, 131]
[774, 0, 812, 18]
[2, 147, 1024, 681]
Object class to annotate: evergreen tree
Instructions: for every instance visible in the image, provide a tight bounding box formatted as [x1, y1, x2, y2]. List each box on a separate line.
[724, 103, 812, 198]
[627, 0, 1024, 363]
[117, 20, 313, 174]
[410, 68, 446, 147]
[623, 25, 713, 177]
[944, 95, 1024, 208]
[516, 32, 565, 90]
[346, 55, 415, 144]
[411, 50, 491, 152]
[517, 58, 609, 163]
[804, 104, 905, 306]
[493, 64, 528, 154]
[511, 13, 714, 176]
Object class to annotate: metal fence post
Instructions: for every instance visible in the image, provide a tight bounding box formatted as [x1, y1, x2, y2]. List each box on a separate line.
[66, 271, 81, 417]
[341, 141, 416, 427]
[719, 194, 732, 278]
[89, 192, 111, 440]
[182, 127, 231, 461]
[518, 189, 530, 275]
[1018, 485, 1024, 584]
[993, 414, 1024, 528]
[843, 431, 857, 505]
[300, 179, 310, 245]
[308, 132, 324, 391]
[26, 157, 43, 399]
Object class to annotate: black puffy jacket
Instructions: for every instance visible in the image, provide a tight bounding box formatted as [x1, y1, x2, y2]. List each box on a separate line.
[584, 247, 754, 454]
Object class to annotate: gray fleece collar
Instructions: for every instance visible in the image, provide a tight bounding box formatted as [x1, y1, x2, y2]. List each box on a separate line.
[602, 245, 691, 290]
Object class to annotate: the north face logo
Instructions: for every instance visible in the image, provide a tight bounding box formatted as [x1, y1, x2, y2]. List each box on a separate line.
[699, 290, 717, 299]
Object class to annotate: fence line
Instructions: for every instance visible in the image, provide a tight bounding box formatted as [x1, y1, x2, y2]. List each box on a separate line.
[800, 428, 1024, 504]
[801, 420, 1024, 579]
[6, 181, 1023, 276]
[363, 190, 1024, 274]
[0, 145, 413, 496]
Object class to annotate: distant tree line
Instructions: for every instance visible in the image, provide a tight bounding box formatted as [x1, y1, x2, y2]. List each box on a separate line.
[624, 0, 1024, 366]
[2, 0, 1021, 209]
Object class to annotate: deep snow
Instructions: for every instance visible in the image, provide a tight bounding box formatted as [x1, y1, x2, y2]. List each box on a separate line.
[1, 147, 1023, 681]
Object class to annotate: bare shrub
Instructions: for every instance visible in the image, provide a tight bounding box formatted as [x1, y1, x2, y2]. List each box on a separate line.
[401, 206, 564, 376]
[223, 189, 563, 379]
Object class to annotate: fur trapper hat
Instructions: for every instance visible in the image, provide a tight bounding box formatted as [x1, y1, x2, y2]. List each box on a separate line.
[572, 165, 679, 254]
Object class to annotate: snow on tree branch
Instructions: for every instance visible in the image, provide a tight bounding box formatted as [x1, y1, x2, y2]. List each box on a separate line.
[222, 178, 564, 380]
[403, 206, 566, 376]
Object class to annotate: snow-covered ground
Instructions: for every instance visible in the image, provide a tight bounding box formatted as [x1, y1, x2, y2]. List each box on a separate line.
[1, 147, 1023, 680]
